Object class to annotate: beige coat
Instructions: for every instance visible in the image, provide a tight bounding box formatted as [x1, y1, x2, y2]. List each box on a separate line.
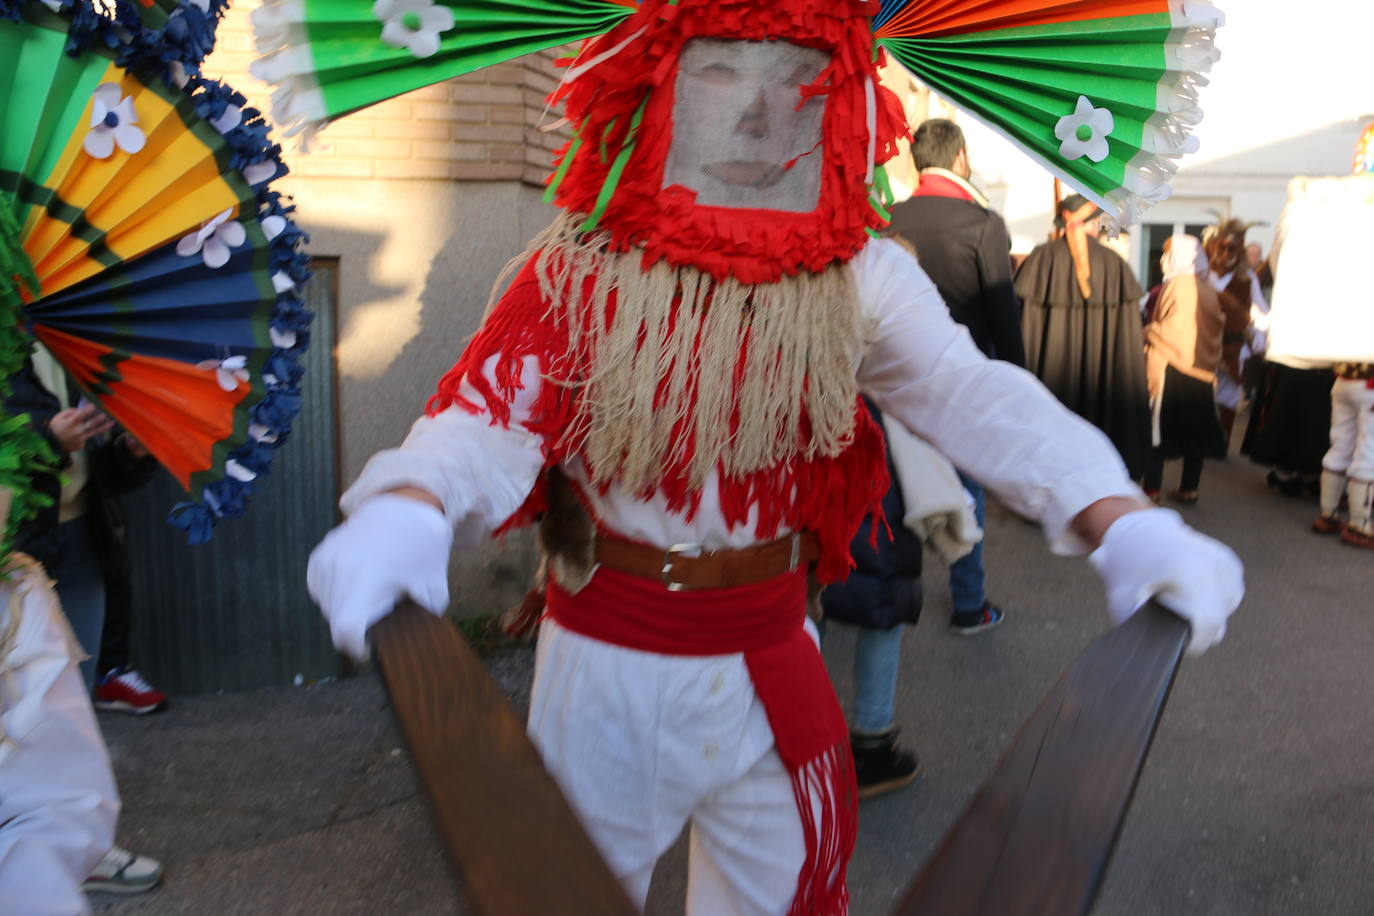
[1144, 274, 1224, 398]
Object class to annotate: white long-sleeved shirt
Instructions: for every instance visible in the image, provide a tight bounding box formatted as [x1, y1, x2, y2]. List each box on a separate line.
[342, 239, 1139, 557]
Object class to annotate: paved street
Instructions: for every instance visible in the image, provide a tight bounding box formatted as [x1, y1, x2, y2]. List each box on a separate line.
[93, 448, 1373, 915]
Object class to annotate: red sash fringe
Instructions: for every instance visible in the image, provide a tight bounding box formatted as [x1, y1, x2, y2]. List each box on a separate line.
[547, 566, 855, 915]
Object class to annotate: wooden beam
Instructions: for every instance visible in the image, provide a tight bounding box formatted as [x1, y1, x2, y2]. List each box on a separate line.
[893, 602, 1189, 916]
[371, 601, 639, 916]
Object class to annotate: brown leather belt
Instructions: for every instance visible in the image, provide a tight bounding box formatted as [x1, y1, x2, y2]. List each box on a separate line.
[594, 531, 820, 592]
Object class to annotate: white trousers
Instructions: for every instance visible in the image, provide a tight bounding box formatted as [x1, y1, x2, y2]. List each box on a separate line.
[528, 618, 807, 916]
[0, 558, 119, 916]
[1323, 378, 1374, 481]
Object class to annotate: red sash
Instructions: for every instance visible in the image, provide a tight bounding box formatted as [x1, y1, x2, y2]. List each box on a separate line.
[547, 565, 856, 915]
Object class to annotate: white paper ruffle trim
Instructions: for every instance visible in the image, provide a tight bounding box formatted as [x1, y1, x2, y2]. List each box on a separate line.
[250, 0, 329, 147]
[1099, 0, 1226, 230]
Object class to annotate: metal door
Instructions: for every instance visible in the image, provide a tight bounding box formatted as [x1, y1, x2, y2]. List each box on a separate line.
[122, 260, 340, 693]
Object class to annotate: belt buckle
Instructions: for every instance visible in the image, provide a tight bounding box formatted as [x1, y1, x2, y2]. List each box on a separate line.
[661, 542, 705, 592]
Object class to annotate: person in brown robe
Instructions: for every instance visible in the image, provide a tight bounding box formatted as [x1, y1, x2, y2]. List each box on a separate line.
[1142, 234, 1227, 503]
[1017, 196, 1150, 477]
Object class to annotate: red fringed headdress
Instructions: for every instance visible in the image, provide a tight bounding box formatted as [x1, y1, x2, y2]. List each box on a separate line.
[545, 0, 907, 285]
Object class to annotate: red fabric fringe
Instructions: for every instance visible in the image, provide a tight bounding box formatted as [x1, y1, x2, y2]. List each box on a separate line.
[426, 257, 890, 583]
[545, 0, 907, 285]
[546, 565, 855, 915]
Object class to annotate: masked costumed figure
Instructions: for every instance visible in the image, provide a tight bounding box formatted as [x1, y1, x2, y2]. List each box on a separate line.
[1201, 217, 1267, 447]
[303, 1, 1243, 912]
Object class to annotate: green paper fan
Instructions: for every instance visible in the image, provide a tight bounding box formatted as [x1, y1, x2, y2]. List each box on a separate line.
[250, 0, 637, 140]
[876, 0, 1224, 226]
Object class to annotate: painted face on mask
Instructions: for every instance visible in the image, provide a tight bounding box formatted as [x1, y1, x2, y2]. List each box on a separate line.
[663, 39, 829, 213]
[1208, 233, 1245, 276]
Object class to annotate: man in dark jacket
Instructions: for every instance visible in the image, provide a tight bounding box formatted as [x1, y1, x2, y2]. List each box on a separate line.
[885, 119, 1016, 634]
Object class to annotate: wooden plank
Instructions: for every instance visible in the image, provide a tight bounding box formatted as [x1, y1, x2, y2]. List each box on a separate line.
[894, 602, 1190, 916]
[371, 601, 639, 916]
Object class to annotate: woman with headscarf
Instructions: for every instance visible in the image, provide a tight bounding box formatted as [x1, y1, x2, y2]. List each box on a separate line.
[1142, 234, 1227, 503]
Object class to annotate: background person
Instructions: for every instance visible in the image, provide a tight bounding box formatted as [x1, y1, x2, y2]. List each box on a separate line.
[1142, 235, 1227, 504]
[1016, 195, 1151, 479]
[885, 118, 1016, 634]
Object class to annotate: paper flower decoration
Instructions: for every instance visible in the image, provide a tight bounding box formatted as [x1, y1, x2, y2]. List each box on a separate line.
[373, 0, 454, 59]
[84, 84, 146, 159]
[1055, 96, 1114, 164]
[177, 209, 247, 268]
[198, 355, 251, 391]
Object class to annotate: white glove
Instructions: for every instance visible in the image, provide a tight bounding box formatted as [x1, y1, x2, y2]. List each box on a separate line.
[1087, 508, 1243, 655]
[306, 494, 453, 660]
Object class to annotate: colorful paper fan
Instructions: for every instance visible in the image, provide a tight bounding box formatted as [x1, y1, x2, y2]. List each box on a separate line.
[1356, 122, 1374, 175]
[250, 0, 637, 139]
[876, 0, 1224, 226]
[1, 0, 312, 543]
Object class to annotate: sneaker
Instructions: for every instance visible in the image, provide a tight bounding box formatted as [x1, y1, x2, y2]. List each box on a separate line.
[851, 729, 921, 800]
[949, 603, 1005, 636]
[93, 667, 168, 715]
[82, 845, 164, 895]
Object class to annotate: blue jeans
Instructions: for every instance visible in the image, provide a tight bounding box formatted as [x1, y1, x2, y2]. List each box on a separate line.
[948, 471, 986, 614]
[48, 519, 107, 692]
[852, 625, 903, 734]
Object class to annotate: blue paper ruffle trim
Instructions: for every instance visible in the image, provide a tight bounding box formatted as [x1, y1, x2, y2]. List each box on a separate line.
[167, 77, 312, 545]
[2, 0, 226, 75]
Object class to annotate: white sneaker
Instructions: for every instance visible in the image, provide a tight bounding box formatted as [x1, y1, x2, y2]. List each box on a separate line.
[82, 845, 164, 894]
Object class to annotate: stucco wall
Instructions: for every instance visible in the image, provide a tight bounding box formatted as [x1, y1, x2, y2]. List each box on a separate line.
[304, 180, 557, 616]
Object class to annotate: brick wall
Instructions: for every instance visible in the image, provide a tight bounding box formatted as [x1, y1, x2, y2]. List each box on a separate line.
[206, 8, 571, 185]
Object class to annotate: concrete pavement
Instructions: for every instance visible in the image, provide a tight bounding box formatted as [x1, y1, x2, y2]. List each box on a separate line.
[93, 450, 1374, 915]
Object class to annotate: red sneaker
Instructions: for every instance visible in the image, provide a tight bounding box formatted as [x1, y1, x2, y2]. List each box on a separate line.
[94, 667, 169, 715]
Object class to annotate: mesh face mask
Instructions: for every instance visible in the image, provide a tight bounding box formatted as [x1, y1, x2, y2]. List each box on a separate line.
[664, 39, 829, 213]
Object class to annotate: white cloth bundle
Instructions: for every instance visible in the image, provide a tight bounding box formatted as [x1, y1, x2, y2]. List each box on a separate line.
[1266, 174, 1374, 367]
[880, 413, 982, 564]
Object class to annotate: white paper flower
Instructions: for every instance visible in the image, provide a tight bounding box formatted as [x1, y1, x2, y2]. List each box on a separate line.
[177, 209, 247, 268]
[84, 84, 146, 159]
[1054, 96, 1114, 164]
[196, 355, 251, 391]
[373, 0, 454, 59]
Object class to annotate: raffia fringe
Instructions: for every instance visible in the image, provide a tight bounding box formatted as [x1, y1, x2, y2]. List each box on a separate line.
[525, 214, 864, 495]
